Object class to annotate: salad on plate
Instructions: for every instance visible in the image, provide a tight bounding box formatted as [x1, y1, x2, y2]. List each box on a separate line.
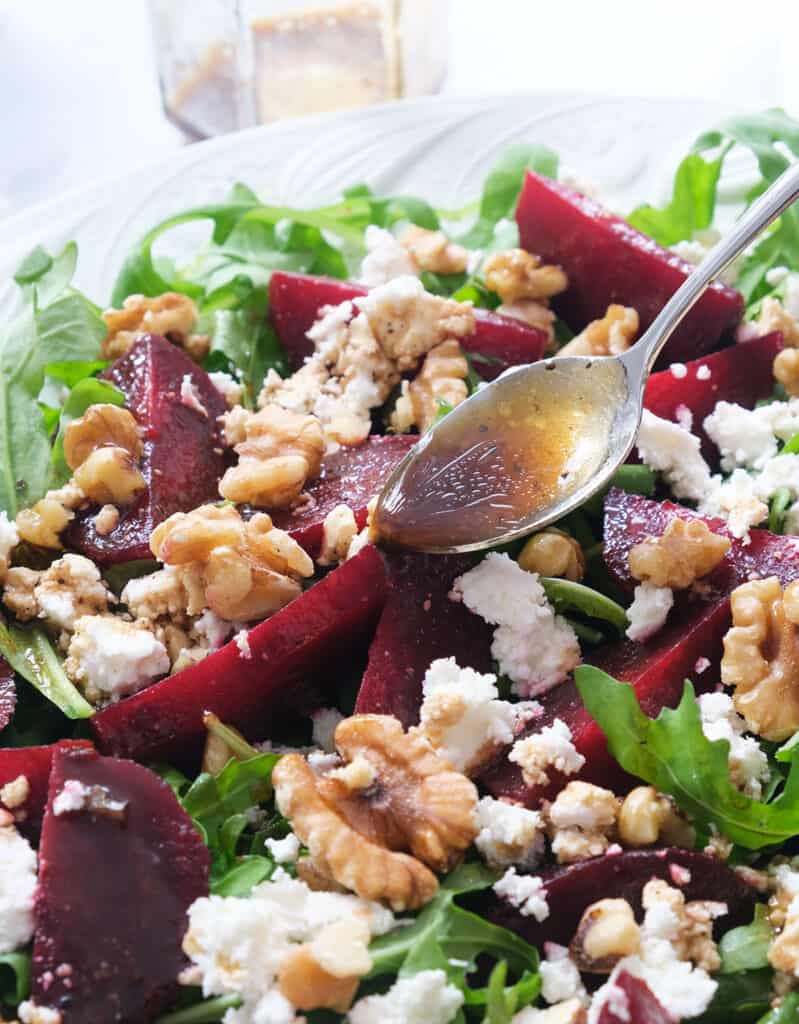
[1, 108, 799, 1024]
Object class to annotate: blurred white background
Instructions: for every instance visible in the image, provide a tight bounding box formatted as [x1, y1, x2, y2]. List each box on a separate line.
[0, 0, 795, 215]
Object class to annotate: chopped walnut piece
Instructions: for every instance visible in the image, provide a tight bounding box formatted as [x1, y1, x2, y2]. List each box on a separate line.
[102, 292, 209, 360]
[721, 576, 799, 741]
[484, 249, 568, 304]
[774, 348, 799, 397]
[0, 774, 30, 810]
[641, 878, 724, 973]
[278, 915, 371, 1013]
[219, 404, 325, 509]
[400, 225, 469, 275]
[389, 339, 469, 434]
[15, 480, 86, 550]
[759, 296, 799, 349]
[273, 714, 479, 910]
[2, 567, 42, 620]
[63, 404, 142, 470]
[768, 867, 799, 976]
[318, 505, 358, 566]
[149, 504, 310, 622]
[628, 517, 730, 590]
[73, 448, 146, 506]
[617, 786, 694, 848]
[547, 781, 620, 864]
[570, 898, 641, 972]
[496, 299, 557, 340]
[559, 304, 639, 357]
[94, 504, 120, 536]
[518, 529, 585, 582]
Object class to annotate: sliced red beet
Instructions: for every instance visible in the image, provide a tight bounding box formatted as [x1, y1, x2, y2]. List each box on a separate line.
[480, 596, 730, 805]
[644, 332, 783, 463]
[597, 971, 674, 1024]
[515, 172, 744, 366]
[603, 489, 799, 598]
[0, 740, 93, 840]
[270, 435, 416, 557]
[268, 271, 548, 378]
[67, 335, 227, 564]
[480, 848, 757, 950]
[354, 551, 493, 727]
[92, 544, 387, 763]
[32, 746, 209, 1023]
[0, 656, 15, 732]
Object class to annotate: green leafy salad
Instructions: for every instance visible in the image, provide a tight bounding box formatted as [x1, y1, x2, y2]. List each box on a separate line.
[1, 109, 799, 1024]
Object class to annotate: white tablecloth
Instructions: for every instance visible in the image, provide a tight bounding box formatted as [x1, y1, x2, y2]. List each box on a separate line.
[0, 0, 795, 215]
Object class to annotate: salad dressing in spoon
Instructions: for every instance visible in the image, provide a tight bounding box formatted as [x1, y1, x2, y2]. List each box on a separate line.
[375, 161, 799, 553]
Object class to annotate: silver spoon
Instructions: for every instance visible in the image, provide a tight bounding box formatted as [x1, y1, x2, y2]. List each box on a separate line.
[374, 161, 799, 554]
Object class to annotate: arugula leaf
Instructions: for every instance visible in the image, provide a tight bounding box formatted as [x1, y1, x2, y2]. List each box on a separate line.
[540, 578, 628, 633]
[0, 245, 105, 516]
[0, 951, 30, 1007]
[699, 969, 773, 1024]
[206, 308, 286, 406]
[756, 992, 799, 1024]
[50, 377, 125, 486]
[628, 151, 728, 246]
[368, 863, 539, 1013]
[181, 752, 278, 846]
[581, 464, 656, 517]
[768, 487, 792, 534]
[45, 360, 109, 387]
[14, 246, 53, 285]
[575, 667, 799, 849]
[0, 619, 92, 719]
[720, 906, 774, 974]
[154, 993, 242, 1024]
[456, 144, 559, 248]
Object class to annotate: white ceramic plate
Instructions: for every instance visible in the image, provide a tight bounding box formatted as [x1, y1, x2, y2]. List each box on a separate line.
[0, 93, 753, 318]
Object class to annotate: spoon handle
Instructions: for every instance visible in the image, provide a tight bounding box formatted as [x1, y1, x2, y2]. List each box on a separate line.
[626, 160, 799, 377]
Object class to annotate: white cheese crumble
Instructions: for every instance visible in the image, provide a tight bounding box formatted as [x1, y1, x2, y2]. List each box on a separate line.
[18, 1003, 62, 1024]
[264, 832, 300, 864]
[696, 365, 712, 381]
[0, 510, 19, 569]
[697, 692, 770, 799]
[0, 824, 37, 953]
[418, 657, 516, 773]
[208, 371, 244, 408]
[66, 616, 170, 702]
[192, 609, 233, 650]
[311, 707, 344, 753]
[493, 867, 549, 921]
[348, 969, 464, 1024]
[234, 629, 252, 660]
[635, 411, 712, 502]
[703, 399, 799, 472]
[625, 583, 674, 642]
[671, 230, 743, 286]
[509, 718, 585, 787]
[474, 796, 545, 870]
[358, 225, 419, 288]
[183, 870, 396, 1024]
[675, 403, 693, 432]
[539, 945, 585, 1005]
[450, 553, 580, 698]
[52, 779, 92, 816]
[670, 362, 687, 379]
[179, 374, 209, 417]
[699, 469, 768, 540]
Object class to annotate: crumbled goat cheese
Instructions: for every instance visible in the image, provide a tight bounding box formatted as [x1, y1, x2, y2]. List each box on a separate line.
[670, 362, 688, 379]
[179, 374, 208, 417]
[0, 510, 19, 567]
[512, 999, 585, 1023]
[18, 1003, 62, 1024]
[349, 969, 464, 1024]
[509, 719, 585, 787]
[635, 411, 712, 502]
[539, 945, 585, 1005]
[784, 272, 799, 320]
[671, 230, 743, 286]
[52, 779, 92, 816]
[675, 403, 693, 432]
[450, 553, 580, 697]
[766, 266, 791, 287]
[183, 871, 395, 1024]
[589, 954, 716, 1022]
[699, 469, 768, 540]
[65, 616, 170, 702]
[264, 833, 300, 864]
[474, 796, 546, 870]
[703, 399, 799, 472]
[208, 371, 244, 407]
[311, 707, 344, 753]
[418, 657, 516, 773]
[625, 583, 674, 642]
[192, 609, 232, 650]
[358, 224, 419, 288]
[698, 692, 770, 799]
[318, 504, 359, 565]
[696, 365, 711, 381]
[493, 868, 549, 921]
[0, 824, 37, 953]
[234, 629, 252, 660]
[34, 554, 111, 634]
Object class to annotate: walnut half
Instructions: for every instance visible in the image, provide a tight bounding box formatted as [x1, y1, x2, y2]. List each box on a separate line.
[273, 714, 479, 910]
[628, 516, 730, 589]
[721, 577, 799, 741]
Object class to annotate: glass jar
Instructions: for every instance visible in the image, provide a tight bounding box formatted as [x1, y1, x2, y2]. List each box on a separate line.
[149, 0, 449, 139]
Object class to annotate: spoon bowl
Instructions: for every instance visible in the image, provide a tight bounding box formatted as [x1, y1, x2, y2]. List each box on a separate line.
[375, 161, 799, 554]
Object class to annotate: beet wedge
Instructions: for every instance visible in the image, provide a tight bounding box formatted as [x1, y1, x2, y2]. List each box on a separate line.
[67, 334, 227, 564]
[92, 544, 387, 763]
[644, 331, 783, 463]
[516, 172, 744, 366]
[603, 489, 799, 598]
[268, 271, 548, 377]
[31, 746, 209, 1023]
[480, 848, 757, 950]
[270, 435, 416, 558]
[480, 595, 730, 805]
[355, 551, 493, 727]
[0, 740, 92, 841]
[0, 655, 15, 732]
